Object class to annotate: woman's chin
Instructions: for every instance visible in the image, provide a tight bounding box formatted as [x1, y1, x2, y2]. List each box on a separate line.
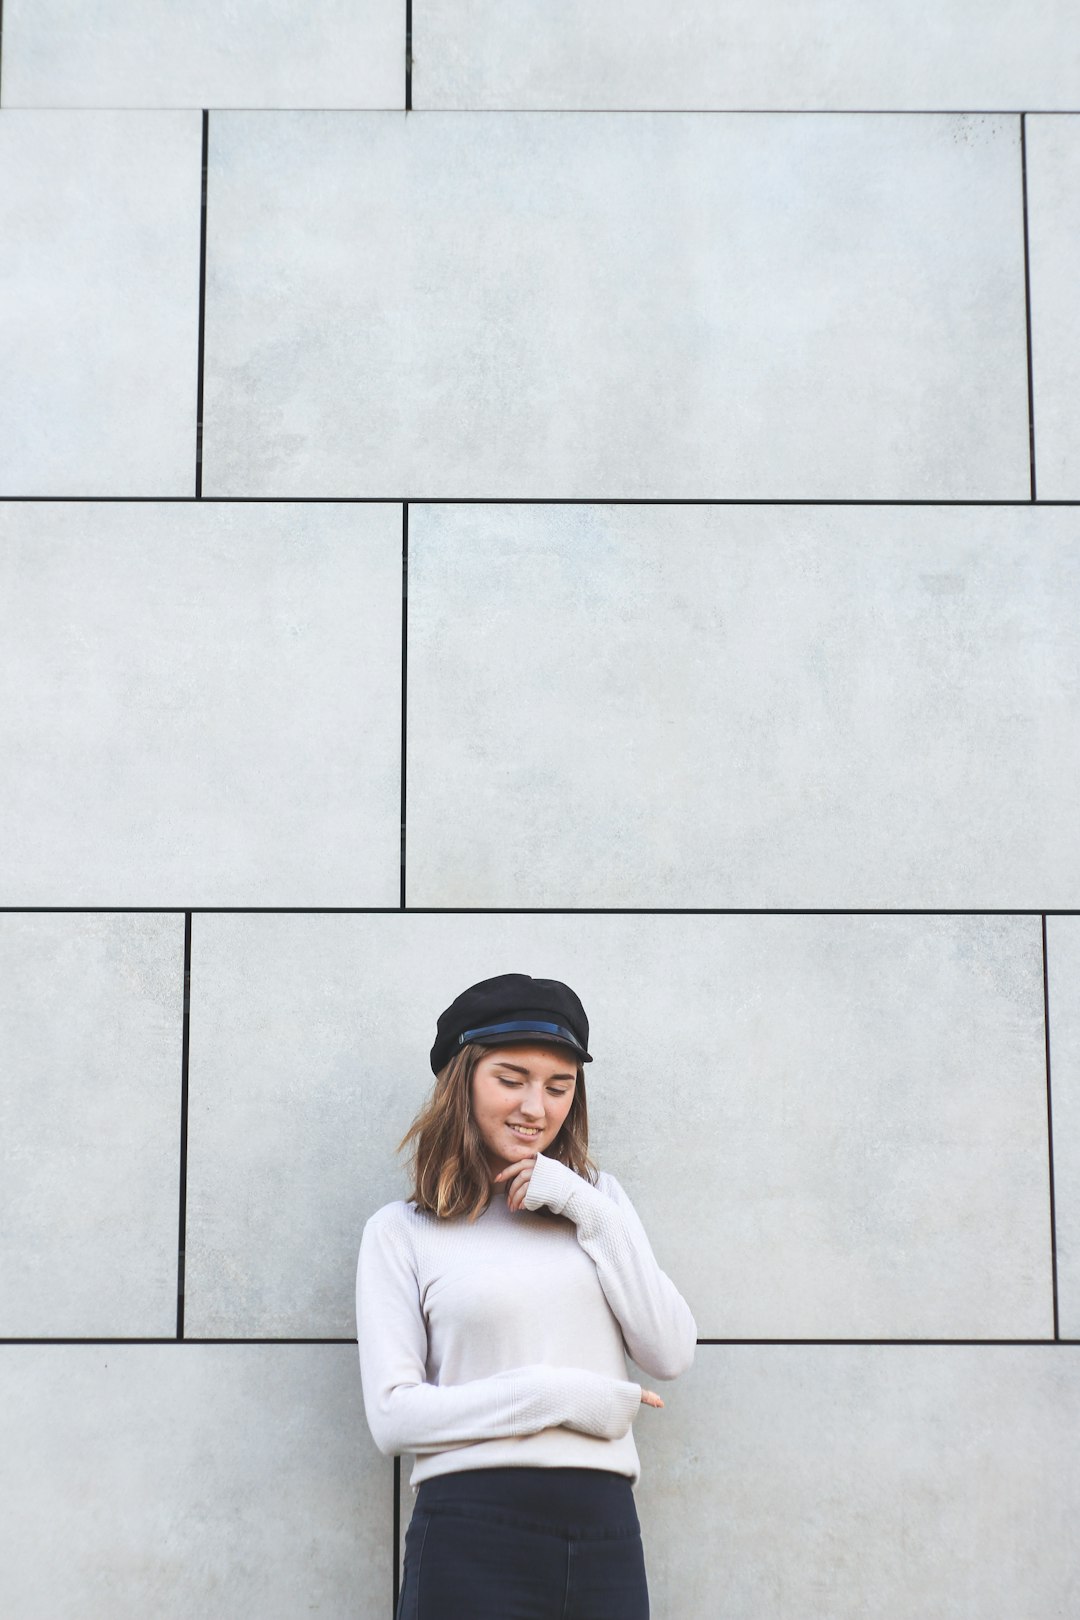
[485, 1141, 540, 1177]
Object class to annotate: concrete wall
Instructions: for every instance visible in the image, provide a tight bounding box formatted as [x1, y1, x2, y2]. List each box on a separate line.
[1, 4, 1078, 1615]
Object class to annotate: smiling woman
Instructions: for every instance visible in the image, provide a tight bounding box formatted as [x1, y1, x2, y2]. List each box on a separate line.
[354, 972, 698, 1620]
[471, 1045, 579, 1183]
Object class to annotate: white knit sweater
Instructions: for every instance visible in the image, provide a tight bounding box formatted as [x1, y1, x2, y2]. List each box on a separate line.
[355, 1150, 697, 1492]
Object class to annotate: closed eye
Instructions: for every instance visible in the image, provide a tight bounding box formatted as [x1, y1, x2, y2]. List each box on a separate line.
[499, 1079, 569, 1096]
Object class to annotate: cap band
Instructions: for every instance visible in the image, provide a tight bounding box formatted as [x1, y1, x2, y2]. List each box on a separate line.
[459, 1019, 582, 1049]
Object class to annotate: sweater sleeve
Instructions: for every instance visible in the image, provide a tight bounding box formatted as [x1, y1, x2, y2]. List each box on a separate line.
[355, 1206, 643, 1458]
[521, 1154, 698, 1380]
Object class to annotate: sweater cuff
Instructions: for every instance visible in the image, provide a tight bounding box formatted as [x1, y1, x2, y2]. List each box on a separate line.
[610, 1378, 644, 1436]
[558, 1367, 643, 1440]
[522, 1152, 584, 1216]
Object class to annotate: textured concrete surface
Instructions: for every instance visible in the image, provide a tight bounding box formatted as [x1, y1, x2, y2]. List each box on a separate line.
[1026, 115, 1080, 500]
[0, 1344, 391, 1620]
[0, 913, 183, 1338]
[1046, 917, 1080, 1339]
[0, 501, 402, 906]
[2, 0, 403, 109]
[406, 503, 1080, 908]
[0, 112, 201, 496]
[415, 0, 1080, 110]
[635, 1344, 1080, 1619]
[201, 111, 1028, 500]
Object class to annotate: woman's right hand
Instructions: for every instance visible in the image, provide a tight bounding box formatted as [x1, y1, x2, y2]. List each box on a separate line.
[639, 1388, 664, 1408]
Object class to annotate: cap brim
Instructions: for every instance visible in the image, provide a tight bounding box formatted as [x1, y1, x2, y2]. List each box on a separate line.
[469, 1030, 592, 1063]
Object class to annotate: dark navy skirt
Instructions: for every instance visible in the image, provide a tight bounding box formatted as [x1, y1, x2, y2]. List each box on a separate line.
[396, 1466, 650, 1620]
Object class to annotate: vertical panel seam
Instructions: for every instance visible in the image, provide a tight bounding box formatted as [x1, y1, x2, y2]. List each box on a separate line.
[404, 0, 414, 110]
[1020, 113, 1038, 501]
[400, 504, 409, 909]
[195, 110, 209, 497]
[1041, 914, 1060, 1339]
[176, 912, 192, 1338]
[392, 1455, 402, 1617]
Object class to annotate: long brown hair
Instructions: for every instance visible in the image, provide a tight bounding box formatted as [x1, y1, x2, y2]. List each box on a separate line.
[397, 1041, 599, 1221]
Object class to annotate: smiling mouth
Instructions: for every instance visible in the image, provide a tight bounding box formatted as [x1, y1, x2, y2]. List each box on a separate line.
[507, 1125, 542, 1136]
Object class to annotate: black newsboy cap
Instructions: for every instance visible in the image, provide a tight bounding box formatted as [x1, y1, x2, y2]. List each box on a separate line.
[430, 972, 593, 1076]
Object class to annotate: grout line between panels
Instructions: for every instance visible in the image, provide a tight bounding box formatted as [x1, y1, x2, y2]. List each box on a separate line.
[1020, 113, 1038, 501]
[2, 907, 1080, 917]
[400, 505, 408, 909]
[176, 913, 192, 1337]
[3, 1336, 1079, 1347]
[0, 1338, 362, 1346]
[695, 1337, 1080, 1346]
[8, 105, 1078, 114]
[1042, 916, 1060, 1340]
[38, 107, 1073, 115]
[0, 0, 5, 109]
[195, 111, 209, 497]
[393, 1455, 402, 1617]
[411, 107, 1080, 115]
[3, 496, 1079, 506]
[405, 0, 412, 111]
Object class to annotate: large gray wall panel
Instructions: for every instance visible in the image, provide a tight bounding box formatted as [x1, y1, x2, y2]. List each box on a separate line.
[2, 0, 404, 109]
[0, 1345, 389, 1619]
[0, 112, 201, 497]
[0, 914, 182, 1337]
[201, 111, 1028, 499]
[185, 912, 1050, 1340]
[415, 0, 1080, 110]
[407, 503, 1080, 908]
[0, 501, 402, 906]
[1026, 115, 1080, 501]
[1046, 916, 1080, 1338]
[632, 1345, 1080, 1618]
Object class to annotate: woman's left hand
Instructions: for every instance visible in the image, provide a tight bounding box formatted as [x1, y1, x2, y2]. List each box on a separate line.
[493, 1155, 537, 1211]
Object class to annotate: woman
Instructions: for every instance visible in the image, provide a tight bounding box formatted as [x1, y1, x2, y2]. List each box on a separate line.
[356, 971, 697, 1619]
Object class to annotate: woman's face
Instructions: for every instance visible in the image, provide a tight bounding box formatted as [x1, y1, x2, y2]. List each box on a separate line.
[470, 1043, 579, 1177]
